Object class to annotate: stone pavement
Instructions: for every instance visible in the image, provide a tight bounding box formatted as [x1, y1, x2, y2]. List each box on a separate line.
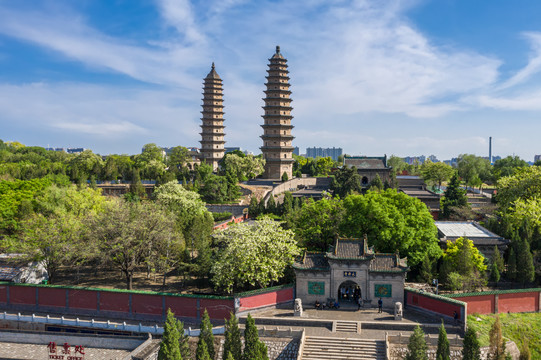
[252, 306, 461, 340]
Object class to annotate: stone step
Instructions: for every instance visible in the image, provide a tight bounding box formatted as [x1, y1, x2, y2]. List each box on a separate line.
[301, 336, 385, 360]
[335, 321, 358, 333]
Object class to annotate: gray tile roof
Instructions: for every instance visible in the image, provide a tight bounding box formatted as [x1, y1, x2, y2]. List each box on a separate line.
[329, 238, 374, 259]
[293, 252, 330, 270]
[370, 254, 409, 272]
[344, 158, 386, 169]
[294, 238, 408, 273]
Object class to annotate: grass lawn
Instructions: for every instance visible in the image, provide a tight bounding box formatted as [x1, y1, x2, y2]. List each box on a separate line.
[468, 313, 541, 358]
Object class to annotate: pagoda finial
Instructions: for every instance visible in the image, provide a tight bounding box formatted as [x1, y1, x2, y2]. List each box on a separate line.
[211, 62, 215, 70]
[276, 45, 280, 54]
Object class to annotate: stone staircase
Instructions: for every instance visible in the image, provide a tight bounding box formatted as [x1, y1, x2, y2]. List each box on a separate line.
[335, 320, 359, 333]
[301, 336, 385, 360]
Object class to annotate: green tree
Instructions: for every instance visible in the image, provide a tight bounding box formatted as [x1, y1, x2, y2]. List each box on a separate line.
[441, 237, 487, 291]
[388, 155, 407, 174]
[420, 161, 454, 189]
[462, 327, 481, 360]
[339, 190, 441, 268]
[243, 314, 268, 360]
[496, 166, 541, 208]
[167, 146, 189, 172]
[220, 153, 265, 181]
[223, 313, 242, 360]
[281, 191, 294, 216]
[293, 197, 344, 251]
[516, 236, 535, 286]
[330, 166, 362, 198]
[281, 171, 289, 182]
[369, 174, 383, 190]
[490, 262, 500, 284]
[441, 172, 468, 218]
[199, 309, 215, 360]
[158, 309, 183, 360]
[248, 196, 260, 218]
[507, 246, 517, 281]
[405, 325, 428, 360]
[196, 338, 211, 360]
[266, 194, 277, 215]
[489, 316, 506, 360]
[130, 168, 145, 198]
[493, 155, 528, 180]
[418, 253, 434, 284]
[69, 150, 103, 183]
[316, 157, 334, 176]
[492, 246, 505, 274]
[211, 217, 300, 293]
[456, 154, 492, 186]
[19, 213, 83, 284]
[225, 352, 235, 360]
[91, 200, 179, 289]
[154, 182, 213, 271]
[436, 321, 450, 360]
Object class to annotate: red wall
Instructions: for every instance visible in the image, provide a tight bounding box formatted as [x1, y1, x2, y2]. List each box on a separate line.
[9, 286, 35, 305]
[100, 291, 130, 312]
[406, 291, 463, 319]
[200, 298, 234, 321]
[132, 294, 162, 316]
[38, 287, 66, 308]
[238, 287, 294, 312]
[1, 283, 289, 322]
[498, 292, 538, 314]
[165, 297, 198, 318]
[454, 295, 493, 315]
[0, 285, 7, 304]
[69, 289, 98, 310]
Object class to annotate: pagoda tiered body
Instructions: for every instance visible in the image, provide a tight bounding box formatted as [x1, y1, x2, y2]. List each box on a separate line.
[260, 46, 295, 179]
[199, 63, 225, 171]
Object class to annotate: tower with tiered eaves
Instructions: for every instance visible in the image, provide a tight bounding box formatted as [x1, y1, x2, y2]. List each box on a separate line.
[260, 46, 295, 179]
[199, 63, 225, 171]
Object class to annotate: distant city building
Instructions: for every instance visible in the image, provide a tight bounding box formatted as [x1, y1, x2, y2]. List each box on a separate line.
[293, 146, 300, 156]
[260, 46, 295, 179]
[200, 63, 226, 171]
[225, 147, 241, 154]
[403, 155, 426, 165]
[534, 154, 541, 162]
[482, 155, 501, 163]
[427, 154, 438, 162]
[46, 147, 86, 154]
[306, 147, 343, 161]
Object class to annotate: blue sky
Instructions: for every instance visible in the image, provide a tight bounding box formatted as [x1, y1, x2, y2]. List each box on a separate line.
[1, 0, 541, 161]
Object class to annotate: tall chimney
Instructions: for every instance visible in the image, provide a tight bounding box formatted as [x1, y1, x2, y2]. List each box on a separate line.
[489, 136, 492, 165]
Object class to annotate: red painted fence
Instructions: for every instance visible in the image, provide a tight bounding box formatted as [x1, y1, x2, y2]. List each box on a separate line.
[446, 288, 541, 315]
[0, 282, 294, 323]
[404, 288, 466, 326]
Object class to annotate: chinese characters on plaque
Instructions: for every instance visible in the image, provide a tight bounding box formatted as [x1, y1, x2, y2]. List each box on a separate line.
[47, 342, 85, 359]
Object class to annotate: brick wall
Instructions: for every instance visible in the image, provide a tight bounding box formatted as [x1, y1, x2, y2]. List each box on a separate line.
[0, 283, 294, 323]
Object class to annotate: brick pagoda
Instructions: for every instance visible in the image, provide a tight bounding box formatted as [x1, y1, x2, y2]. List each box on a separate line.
[260, 46, 295, 179]
[200, 63, 225, 171]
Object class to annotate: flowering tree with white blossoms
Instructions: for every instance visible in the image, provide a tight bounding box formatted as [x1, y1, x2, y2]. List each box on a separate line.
[211, 217, 300, 293]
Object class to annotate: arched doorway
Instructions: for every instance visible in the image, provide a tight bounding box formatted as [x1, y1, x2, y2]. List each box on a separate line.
[337, 280, 361, 303]
[361, 176, 369, 185]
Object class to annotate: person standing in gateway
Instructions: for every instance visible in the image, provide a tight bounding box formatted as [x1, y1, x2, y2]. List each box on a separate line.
[378, 298, 383, 313]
